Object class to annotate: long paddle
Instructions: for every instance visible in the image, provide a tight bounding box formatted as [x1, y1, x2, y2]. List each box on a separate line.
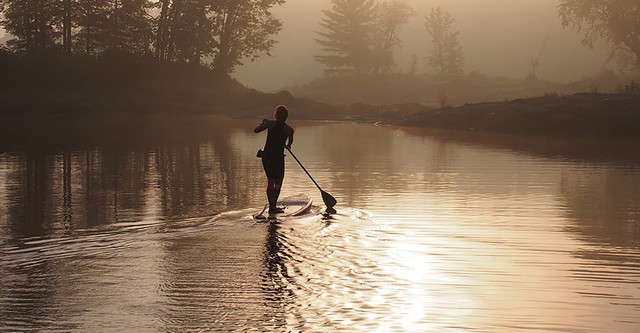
[286, 147, 337, 214]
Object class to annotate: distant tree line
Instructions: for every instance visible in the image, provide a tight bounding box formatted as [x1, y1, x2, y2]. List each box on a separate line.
[315, 0, 464, 78]
[0, 0, 284, 75]
[316, 0, 640, 79]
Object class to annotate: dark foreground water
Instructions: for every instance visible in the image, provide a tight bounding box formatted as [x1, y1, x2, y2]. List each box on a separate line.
[0, 118, 639, 332]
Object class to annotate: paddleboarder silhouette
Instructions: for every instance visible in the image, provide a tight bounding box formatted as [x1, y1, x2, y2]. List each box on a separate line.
[254, 105, 294, 215]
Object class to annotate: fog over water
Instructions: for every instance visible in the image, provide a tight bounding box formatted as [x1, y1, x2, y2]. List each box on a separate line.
[235, 0, 610, 92]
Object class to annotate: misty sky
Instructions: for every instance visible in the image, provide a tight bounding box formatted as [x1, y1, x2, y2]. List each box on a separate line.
[0, 0, 611, 92]
[235, 0, 610, 92]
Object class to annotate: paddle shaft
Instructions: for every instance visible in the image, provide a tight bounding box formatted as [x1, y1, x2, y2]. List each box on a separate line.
[286, 147, 337, 213]
[286, 147, 322, 191]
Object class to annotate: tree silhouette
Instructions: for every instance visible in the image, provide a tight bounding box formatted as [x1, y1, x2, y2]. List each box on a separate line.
[101, 0, 154, 54]
[315, 0, 378, 75]
[62, 0, 72, 54]
[371, 0, 415, 73]
[155, 0, 170, 60]
[211, 0, 284, 75]
[526, 37, 548, 81]
[0, 0, 154, 55]
[157, 0, 216, 64]
[559, 0, 640, 72]
[75, 0, 111, 55]
[424, 6, 464, 78]
[0, 0, 59, 53]
[0, 0, 284, 74]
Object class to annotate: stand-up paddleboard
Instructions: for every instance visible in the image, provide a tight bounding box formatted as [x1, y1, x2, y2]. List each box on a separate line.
[254, 193, 313, 221]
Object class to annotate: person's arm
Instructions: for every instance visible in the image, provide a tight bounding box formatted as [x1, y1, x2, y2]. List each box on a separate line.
[254, 119, 270, 133]
[285, 126, 294, 149]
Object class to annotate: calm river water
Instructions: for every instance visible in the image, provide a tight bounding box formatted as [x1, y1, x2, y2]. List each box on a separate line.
[0, 118, 639, 332]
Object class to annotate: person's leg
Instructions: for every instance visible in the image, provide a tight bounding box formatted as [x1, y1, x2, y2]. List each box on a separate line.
[271, 178, 283, 212]
[272, 157, 285, 213]
[263, 158, 275, 211]
[266, 179, 278, 212]
[263, 157, 285, 214]
[267, 178, 285, 214]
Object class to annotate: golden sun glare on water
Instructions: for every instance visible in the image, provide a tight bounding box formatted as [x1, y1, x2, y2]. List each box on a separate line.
[311, 183, 583, 332]
[376, 233, 476, 331]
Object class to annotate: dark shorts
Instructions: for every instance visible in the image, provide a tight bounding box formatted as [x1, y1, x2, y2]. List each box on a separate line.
[262, 156, 284, 180]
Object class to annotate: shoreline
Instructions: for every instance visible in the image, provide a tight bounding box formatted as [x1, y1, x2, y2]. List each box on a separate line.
[392, 92, 640, 138]
[1, 92, 639, 150]
[2, 52, 638, 141]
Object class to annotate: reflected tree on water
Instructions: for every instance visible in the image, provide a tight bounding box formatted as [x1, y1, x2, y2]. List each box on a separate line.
[560, 168, 640, 248]
[15, 152, 52, 236]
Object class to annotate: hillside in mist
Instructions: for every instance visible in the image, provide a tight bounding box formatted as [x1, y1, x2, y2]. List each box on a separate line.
[283, 70, 634, 107]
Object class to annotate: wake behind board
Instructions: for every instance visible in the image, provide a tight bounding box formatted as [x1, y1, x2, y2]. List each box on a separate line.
[254, 193, 313, 221]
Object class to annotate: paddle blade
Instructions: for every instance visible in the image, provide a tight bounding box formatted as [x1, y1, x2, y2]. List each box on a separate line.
[321, 190, 337, 214]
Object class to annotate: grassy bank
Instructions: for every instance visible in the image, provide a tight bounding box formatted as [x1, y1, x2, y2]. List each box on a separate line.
[394, 92, 640, 138]
[285, 71, 637, 107]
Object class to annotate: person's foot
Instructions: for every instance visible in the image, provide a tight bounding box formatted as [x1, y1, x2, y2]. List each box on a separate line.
[268, 206, 285, 214]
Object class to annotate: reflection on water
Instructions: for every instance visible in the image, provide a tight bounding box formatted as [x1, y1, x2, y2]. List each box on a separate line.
[0, 118, 639, 332]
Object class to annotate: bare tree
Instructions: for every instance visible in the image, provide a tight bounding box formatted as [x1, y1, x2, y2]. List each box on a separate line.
[424, 6, 464, 78]
[526, 37, 548, 81]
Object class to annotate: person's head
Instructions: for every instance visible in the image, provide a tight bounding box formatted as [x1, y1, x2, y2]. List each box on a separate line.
[274, 105, 288, 122]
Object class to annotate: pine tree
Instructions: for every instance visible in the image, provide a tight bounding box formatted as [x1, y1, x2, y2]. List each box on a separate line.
[315, 0, 378, 75]
[75, 0, 111, 55]
[101, 0, 154, 54]
[0, 0, 60, 53]
[0, 0, 154, 56]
